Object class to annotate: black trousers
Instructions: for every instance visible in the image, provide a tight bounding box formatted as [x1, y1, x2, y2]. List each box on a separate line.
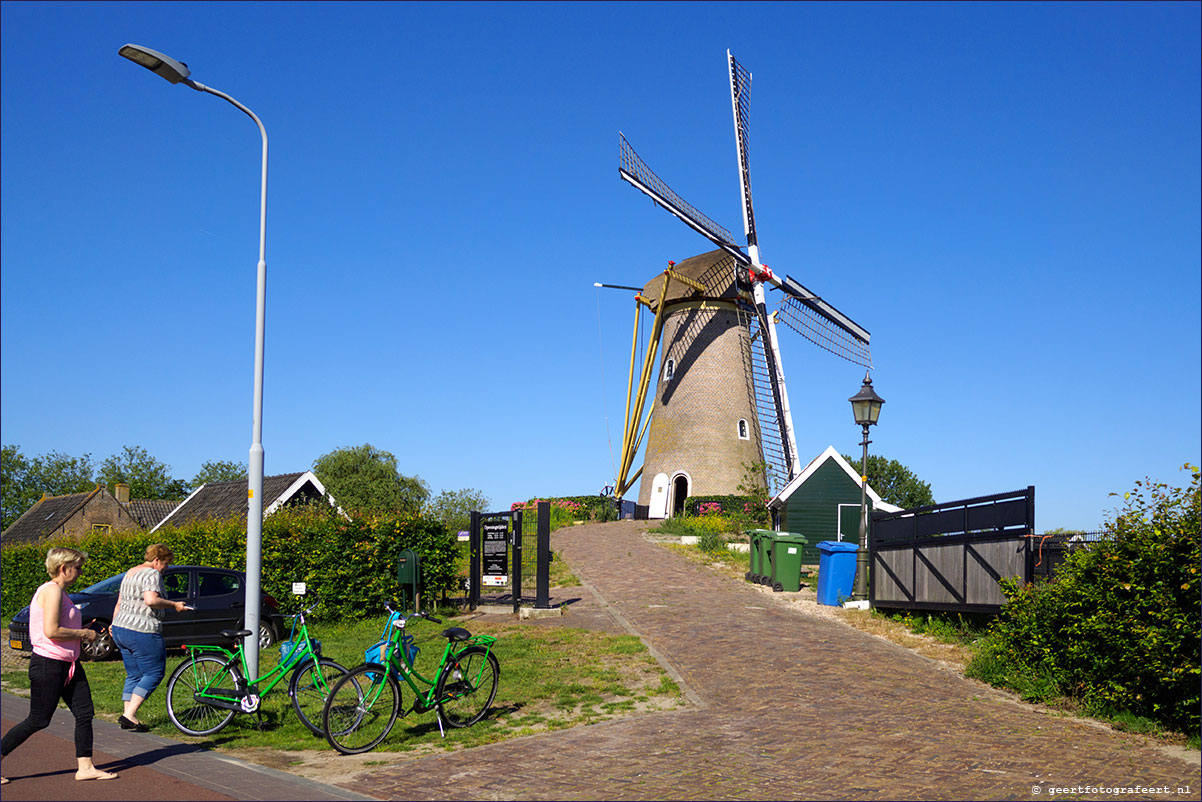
[1, 652, 94, 759]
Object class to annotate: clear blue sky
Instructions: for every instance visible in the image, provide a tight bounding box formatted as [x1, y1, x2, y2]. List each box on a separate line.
[2, 2, 1198, 531]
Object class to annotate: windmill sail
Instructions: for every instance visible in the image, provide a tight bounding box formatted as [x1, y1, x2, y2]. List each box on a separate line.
[729, 51, 757, 254]
[619, 134, 749, 263]
[774, 277, 873, 368]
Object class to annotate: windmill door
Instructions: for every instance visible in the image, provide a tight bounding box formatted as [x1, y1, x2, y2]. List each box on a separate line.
[648, 473, 670, 519]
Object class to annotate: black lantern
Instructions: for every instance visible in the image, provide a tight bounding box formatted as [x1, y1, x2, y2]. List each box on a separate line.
[849, 372, 884, 427]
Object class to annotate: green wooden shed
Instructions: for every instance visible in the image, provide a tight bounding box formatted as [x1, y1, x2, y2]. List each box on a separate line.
[767, 446, 902, 563]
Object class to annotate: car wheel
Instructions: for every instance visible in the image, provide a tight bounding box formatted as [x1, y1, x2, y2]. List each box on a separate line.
[82, 622, 115, 661]
[258, 621, 277, 649]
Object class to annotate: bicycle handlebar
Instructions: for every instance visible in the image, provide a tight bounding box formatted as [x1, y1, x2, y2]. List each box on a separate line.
[383, 601, 442, 625]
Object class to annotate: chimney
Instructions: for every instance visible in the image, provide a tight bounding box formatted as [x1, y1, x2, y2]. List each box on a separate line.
[115, 483, 130, 504]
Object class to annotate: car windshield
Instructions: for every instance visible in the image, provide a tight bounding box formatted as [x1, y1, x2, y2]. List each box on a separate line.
[78, 572, 126, 595]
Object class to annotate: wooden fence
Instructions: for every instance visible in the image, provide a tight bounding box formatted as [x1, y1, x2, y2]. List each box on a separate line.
[869, 487, 1035, 613]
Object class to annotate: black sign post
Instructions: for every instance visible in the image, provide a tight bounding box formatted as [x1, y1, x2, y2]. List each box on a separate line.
[535, 500, 551, 609]
[511, 509, 523, 615]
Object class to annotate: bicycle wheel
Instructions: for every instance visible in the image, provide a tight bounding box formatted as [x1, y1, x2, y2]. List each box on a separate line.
[165, 654, 239, 736]
[289, 657, 352, 735]
[435, 646, 499, 728]
[322, 664, 401, 755]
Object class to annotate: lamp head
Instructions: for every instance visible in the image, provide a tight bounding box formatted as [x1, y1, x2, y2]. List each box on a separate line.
[119, 44, 191, 84]
[849, 371, 885, 427]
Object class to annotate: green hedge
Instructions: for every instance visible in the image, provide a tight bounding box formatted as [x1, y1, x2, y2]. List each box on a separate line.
[1, 506, 457, 621]
[681, 495, 771, 527]
[968, 466, 1201, 735]
[511, 496, 619, 524]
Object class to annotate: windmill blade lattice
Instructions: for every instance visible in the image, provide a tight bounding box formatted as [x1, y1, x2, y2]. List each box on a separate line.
[739, 303, 791, 496]
[729, 52, 758, 249]
[774, 292, 873, 369]
[619, 133, 742, 252]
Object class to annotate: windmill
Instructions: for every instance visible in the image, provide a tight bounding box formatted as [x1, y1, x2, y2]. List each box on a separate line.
[612, 51, 873, 518]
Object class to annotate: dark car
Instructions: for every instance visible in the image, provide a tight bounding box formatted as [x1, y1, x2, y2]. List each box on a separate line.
[8, 566, 282, 661]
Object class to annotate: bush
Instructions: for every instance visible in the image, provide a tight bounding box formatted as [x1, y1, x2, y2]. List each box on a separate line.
[681, 494, 771, 528]
[510, 496, 618, 526]
[698, 530, 727, 555]
[1, 505, 458, 621]
[967, 465, 1201, 735]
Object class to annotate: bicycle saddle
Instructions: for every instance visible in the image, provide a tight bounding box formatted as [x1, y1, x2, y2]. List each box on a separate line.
[221, 629, 254, 639]
[442, 627, 471, 642]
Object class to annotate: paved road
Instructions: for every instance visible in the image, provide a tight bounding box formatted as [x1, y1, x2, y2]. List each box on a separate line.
[345, 520, 1199, 801]
[0, 694, 373, 801]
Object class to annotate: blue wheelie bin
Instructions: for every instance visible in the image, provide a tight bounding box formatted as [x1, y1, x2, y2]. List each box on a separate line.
[816, 541, 859, 606]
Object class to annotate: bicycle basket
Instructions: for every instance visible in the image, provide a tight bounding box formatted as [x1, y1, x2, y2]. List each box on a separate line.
[364, 639, 388, 666]
[278, 639, 317, 669]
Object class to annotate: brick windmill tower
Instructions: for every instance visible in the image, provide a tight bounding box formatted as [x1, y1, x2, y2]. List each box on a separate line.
[613, 52, 874, 518]
[633, 251, 766, 518]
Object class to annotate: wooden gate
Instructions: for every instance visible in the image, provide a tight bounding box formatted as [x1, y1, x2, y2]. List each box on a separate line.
[870, 487, 1034, 613]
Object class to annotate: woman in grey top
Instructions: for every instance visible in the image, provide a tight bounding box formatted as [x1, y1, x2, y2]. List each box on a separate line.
[110, 543, 188, 731]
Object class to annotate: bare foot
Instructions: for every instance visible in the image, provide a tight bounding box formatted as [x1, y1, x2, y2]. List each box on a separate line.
[76, 768, 118, 781]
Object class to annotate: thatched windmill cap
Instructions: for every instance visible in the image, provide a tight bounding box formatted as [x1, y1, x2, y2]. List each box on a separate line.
[641, 249, 745, 305]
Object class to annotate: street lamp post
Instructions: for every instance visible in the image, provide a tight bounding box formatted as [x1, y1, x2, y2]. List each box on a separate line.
[849, 372, 884, 601]
[120, 44, 269, 677]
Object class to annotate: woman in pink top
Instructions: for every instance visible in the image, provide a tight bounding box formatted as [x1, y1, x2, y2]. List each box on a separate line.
[0, 547, 117, 784]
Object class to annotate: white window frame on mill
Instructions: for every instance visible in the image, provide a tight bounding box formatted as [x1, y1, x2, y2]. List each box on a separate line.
[737, 419, 749, 440]
[664, 358, 675, 381]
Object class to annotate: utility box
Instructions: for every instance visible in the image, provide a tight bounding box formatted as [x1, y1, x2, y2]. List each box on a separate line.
[397, 548, 421, 612]
[397, 549, 420, 584]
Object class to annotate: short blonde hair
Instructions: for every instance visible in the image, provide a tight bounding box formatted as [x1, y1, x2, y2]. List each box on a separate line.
[46, 547, 87, 578]
[144, 543, 174, 563]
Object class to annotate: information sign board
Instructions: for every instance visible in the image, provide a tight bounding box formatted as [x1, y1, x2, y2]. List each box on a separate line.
[482, 519, 509, 585]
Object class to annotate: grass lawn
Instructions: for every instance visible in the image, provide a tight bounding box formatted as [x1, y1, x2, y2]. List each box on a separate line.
[2, 607, 684, 756]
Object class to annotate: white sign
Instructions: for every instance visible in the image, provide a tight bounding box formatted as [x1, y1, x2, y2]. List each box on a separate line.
[291, 582, 307, 595]
[482, 575, 508, 586]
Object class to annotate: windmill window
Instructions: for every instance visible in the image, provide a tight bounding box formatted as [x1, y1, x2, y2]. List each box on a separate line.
[738, 419, 749, 440]
[91, 524, 112, 535]
[664, 359, 675, 381]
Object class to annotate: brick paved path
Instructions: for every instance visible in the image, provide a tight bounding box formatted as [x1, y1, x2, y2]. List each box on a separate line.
[349, 521, 1199, 801]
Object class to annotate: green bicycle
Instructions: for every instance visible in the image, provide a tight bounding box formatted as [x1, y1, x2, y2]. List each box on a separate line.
[321, 602, 499, 754]
[164, 594, 352, 736]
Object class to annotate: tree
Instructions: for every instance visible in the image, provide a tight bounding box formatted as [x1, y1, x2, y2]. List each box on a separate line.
[2, 445, 97, 530]
[312, 444, 429, 515]
[840, 452, 935, 510]
[425, 488, 490, 536]
[192, 459, 248, 487]
[98, 445, 189, 500]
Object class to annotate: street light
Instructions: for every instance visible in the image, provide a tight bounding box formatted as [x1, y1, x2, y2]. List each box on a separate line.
[120, 43, 270, 677]
[849, 371, 884, 601]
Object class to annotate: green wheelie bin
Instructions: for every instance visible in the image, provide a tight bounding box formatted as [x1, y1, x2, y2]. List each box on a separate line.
[745, 530, 773, 584]
[768, 532, 809, 592]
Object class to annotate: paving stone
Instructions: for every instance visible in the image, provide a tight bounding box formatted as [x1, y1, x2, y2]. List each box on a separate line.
[344, 521, 1200, 801]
